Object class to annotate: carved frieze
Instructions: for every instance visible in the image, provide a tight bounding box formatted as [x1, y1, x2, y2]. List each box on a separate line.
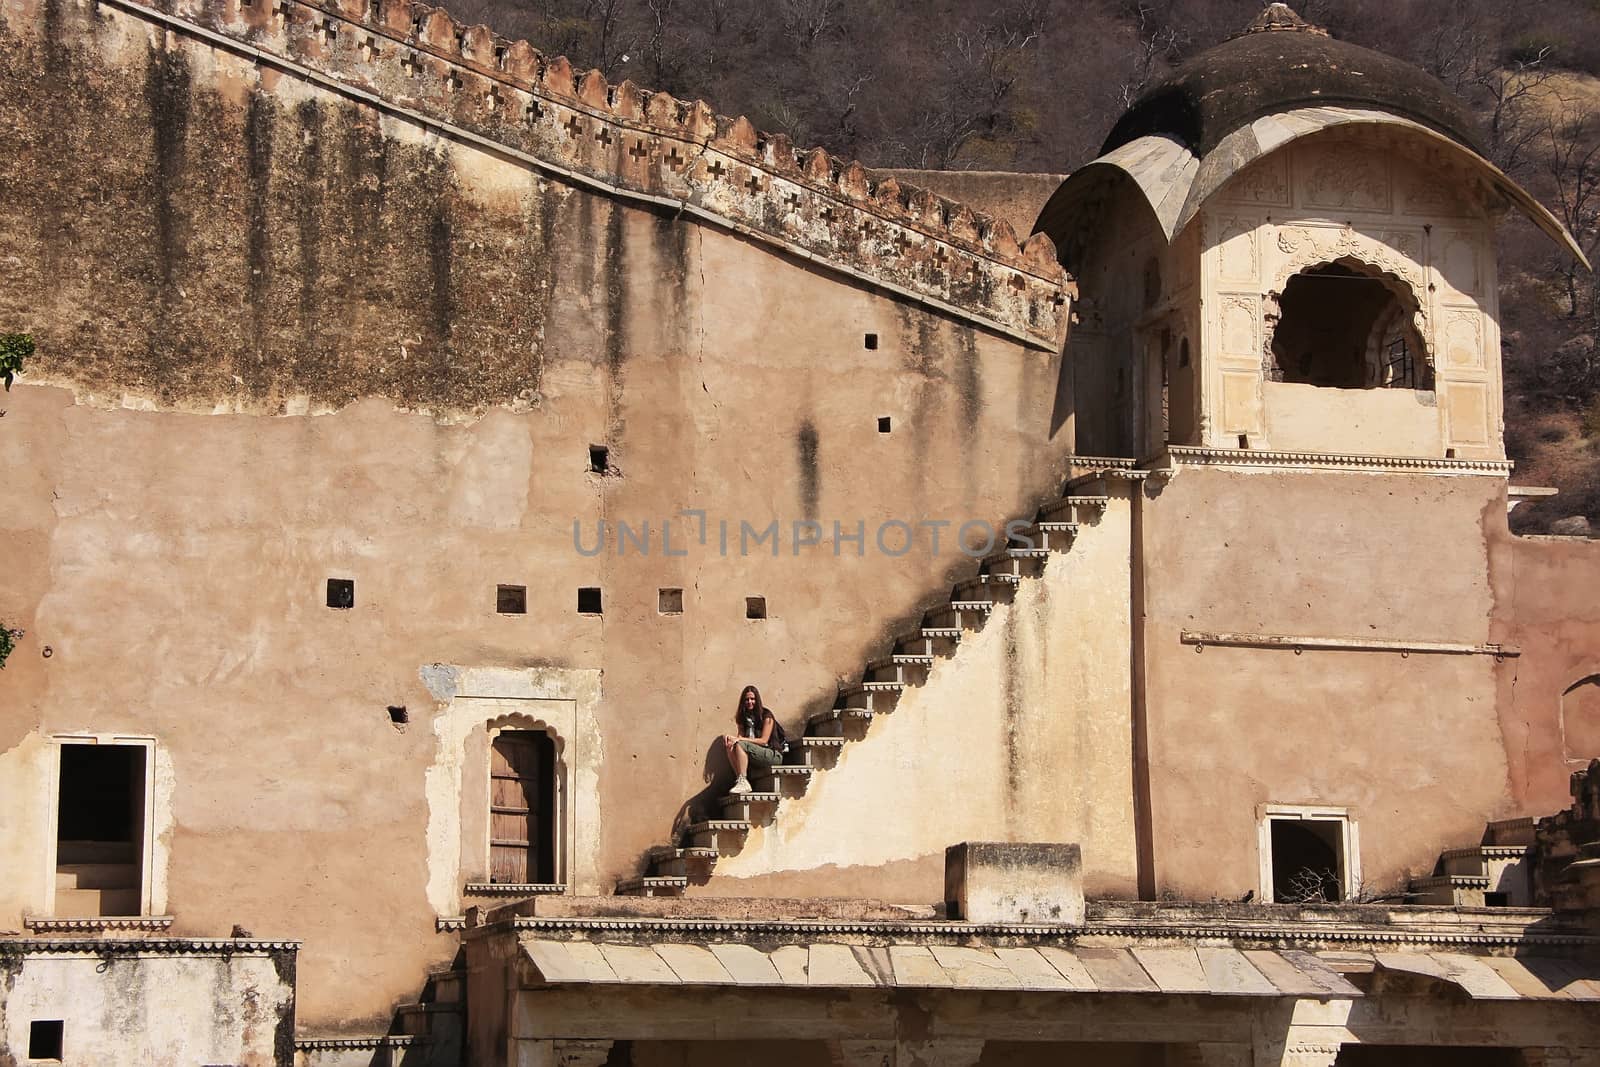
[1444, 309, 1484, 369]
[1300, 146, 1392, 213]
[1215, 217, 1260, 283]
[1220, 154, 1290, 207]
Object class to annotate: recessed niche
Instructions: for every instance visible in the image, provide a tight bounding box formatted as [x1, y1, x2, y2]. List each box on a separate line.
[658, 588, 684, 614]
[326, 578, 355, 609]
[746, 596, 767, 620]
[578, 587, 603, 614]
[589, 445, 609, 473]
[864, 333, 879, 350]
[497, 584, 528, 614]
[877, 416, 892, 433]
[29, 1020, 63, 1060]
[387, 705, 409, 725]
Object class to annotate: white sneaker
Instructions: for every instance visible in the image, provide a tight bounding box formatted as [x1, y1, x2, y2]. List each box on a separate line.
[729, 776, 752, 796]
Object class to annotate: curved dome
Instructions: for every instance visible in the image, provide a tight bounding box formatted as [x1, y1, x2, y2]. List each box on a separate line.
[1101, 4, 1484, 158]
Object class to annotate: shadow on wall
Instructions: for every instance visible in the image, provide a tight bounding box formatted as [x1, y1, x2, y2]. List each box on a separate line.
[669, 739, 735, 838]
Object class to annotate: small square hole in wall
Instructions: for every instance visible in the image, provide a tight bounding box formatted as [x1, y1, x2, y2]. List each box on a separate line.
[877, 416, 892, 433]
[496, 584, 527, 614]
[864, 333, 879, 351]
[29, 1020, 63, 1060]
[746, 596, 767, 620]
[588, 445, 609, 473]
[387, 705, 408, 725]
[578, 587, 603, 614]
[326, 578, 355, 610]
[658, 588, 683, 614]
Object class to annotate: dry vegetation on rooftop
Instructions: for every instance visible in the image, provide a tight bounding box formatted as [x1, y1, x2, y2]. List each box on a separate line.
[443, 0, 1600, 530]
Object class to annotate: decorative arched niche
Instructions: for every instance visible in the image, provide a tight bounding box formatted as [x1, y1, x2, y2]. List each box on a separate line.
[1562, 675, 1600, 763]
[484, 712, 568, 887]
[1265, 241, 1434, 392]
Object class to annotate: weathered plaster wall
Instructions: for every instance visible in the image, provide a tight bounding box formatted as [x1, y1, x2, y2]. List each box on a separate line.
[707, 491, 1139, 900]
[1198, 131, 1502, 459]
[0, 946, 295, 1067]
[0, 0, 1075, 1030]
[1488, 527, 1600, 815]
[1139, 467, 1515, 898]
[881, 169, 1069, 248]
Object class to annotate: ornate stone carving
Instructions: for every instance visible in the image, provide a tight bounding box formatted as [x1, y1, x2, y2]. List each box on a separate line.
[1221, 155, 1290, 206]
[1302, 148, 1391, 212]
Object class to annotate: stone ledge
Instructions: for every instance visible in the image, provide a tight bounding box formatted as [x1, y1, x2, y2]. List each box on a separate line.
[0, 936, 300, 954]
[21, 915, 174, 933]
[1162, 446, 1514, 475]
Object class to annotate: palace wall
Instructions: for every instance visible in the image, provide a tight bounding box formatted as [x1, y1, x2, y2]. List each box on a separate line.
[0, 0, 1076, 1029]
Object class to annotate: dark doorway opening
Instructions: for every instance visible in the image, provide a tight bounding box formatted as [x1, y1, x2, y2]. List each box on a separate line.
[1270, 817, 1344, 903]
[490, 732, 556, 885]
[56, 744, 145, 917]
[1272, 263, 1431, 390]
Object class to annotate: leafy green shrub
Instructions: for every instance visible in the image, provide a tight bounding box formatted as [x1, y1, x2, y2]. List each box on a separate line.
[0, 627, 22, 670]
[0, 332, 33, 390]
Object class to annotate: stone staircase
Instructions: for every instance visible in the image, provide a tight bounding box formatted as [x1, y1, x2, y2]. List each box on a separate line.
[1407, 817, 1535, 907]
[295, 965, 464, 1067]
[615, 486, 1112, 897]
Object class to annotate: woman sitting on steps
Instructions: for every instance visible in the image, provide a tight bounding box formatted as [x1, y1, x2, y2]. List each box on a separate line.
[723, 684, 787, 796]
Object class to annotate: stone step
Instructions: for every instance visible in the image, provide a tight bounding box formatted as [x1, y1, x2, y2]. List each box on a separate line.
[718, 792, 782, 824]
[1031, 521, 1079, 551]
[951, 578, 1007, 602]
[1407, 874, 1490, 906]
[865, 653, 935, 683]
[795, 737, 845, 768]
[53, 887, 140, 918]
[616, 875, 689, 898]
[1038, 494, 1109, 521]
[644, 846, 719, 878]
[806, 706, 873, 732]
[754, 764, 815, 796]
[839, 679, 905, 698]
[1441, 844, 1530, 876]
[1485, 817, 1537, 846]
[395, 1002, 461, 1039]
[55, 863, 138, 891]
[682, 820, 751, 853]
[422, 969, 465, 1006]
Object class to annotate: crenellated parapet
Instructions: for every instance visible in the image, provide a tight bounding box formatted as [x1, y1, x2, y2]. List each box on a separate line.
[110, 0, 1072, 350]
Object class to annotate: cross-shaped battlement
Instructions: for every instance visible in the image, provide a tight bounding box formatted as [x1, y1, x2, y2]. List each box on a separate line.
[744, 173, 763, 194]
[891, 230, 911, 255]
[484, 88, 500, 111]
[628, 140, 651, 161]
[932, 244, 948, 263]
[595, 127, 613, 147]
[444, 70, 462, 92]
[563, 114, 583, 138]
[316, 17, 337, 44]
[666, 147, 686, 172]
[360, 36, 378, 62]
[271, 0, 289, 23]
[400, 51, 421, 77]
[783, 190, 801, 209]
[525, 100, 544, 124]
[819, 205, 835, 222]
[706, 159, 727, 181]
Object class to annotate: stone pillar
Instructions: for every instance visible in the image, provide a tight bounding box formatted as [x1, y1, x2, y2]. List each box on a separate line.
[898, 1039, 986, 1067]
[828, 1039, 897, 1066]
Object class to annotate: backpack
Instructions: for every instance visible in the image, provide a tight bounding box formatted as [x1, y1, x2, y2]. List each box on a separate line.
[768, 714, 791, 759]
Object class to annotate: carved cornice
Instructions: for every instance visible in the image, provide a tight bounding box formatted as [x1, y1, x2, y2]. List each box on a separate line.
[1, 936, 300, 953]
[1163, 446, 1513, 475]
[294, 1036, 420, 1051]
[21, 916, 174, 933]
[465, 882, 568, 895]
[98, 0, 1071, 351]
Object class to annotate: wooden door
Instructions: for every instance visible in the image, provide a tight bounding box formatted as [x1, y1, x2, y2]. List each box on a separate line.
[490, 732, 555, 884]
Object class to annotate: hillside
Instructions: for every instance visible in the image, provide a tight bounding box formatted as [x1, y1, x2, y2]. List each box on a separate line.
[440, 0, 1600, 531]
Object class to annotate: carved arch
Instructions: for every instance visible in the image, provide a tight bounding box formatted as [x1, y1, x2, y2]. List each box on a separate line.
[1562, 675, 1600, 763]
[1266, 238, 1435, 379]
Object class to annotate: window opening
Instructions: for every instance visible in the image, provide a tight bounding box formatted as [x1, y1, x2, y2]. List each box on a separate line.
[29, 1020, 64, 1061]
[1270, 263, 1430, 390]
[490, 731, 555, 884]
[658, 588, 683, 614]
[1269, 817, 1345, 903]
[56, 744, 144, 917]
[496, 585, 527, 614]
[746, 596, 767, 620]
[588, 445, 609, 473]
[878, 416, 892, 433]
[326, 578, 355, 609]
[577, 587, 602, 614]
[864, 333, 879, 350]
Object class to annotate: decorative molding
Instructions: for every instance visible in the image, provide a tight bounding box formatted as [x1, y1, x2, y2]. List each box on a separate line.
[22, 915, 174, 933]
[465, 882, 568, 895]
[294, 1036, 420, 1051]
[1161, 445, 1512, 475]
[90, 0, 1070, 351]
[1181, 630, 1521, 658]
[436, 916, 468, 932]
[0, 937, 300, 953]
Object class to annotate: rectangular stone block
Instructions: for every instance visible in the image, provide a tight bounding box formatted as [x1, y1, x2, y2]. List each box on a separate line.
[943, 841, 1084, 924]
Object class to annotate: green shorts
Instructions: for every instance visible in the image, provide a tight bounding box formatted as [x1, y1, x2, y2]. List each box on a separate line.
[737, 740, 784, 768]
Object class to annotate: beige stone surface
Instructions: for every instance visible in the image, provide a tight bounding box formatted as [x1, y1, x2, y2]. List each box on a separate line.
[889, 944, 955, 988]
[1133, 947, 1210, 993]
[992, 947, 1077, 990]
[597, 945, 680, 985]
[928, 945, 1021, 990]
[806, 943, 875, 987]
[654, 943, 734, 984]
[1197, 948, 1278, 997]
[708, 943, 784, 986]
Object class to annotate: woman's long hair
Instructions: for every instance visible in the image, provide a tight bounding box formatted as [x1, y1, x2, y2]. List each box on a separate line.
[733, 684, 765, 729]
